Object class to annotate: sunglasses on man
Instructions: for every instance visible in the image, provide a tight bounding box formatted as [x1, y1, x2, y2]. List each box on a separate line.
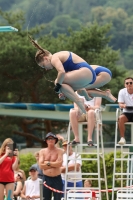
[46, 137, 56, 140]
[125, 82, 133, 85]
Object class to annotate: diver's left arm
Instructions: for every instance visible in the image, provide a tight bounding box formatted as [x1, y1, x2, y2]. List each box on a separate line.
[51, 55, 66, 85]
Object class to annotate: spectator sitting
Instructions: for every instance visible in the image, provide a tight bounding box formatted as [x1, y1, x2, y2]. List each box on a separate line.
[31, 151, 43, 180]
[21, 166, 41, 200]
[13, 172, 23, 200]
[84, 179, 96, 200]
[69, 91, 101, 146]
[118, 77, 133, 145]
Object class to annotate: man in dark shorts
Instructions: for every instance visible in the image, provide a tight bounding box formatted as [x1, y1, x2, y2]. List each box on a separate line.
[39, 132, 64, 200]
[118, 77, 133, 145]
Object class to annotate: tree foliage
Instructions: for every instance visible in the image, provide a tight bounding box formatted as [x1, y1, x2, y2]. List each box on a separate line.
[1, 0, 133, 71]
[91, 7, 133, 70]
[0, 10, 126, 144]
[19, 153, 36, 178]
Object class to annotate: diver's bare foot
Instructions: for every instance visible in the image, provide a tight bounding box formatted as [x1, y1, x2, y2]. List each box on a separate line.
[105, 89, 117, 102]
[87, 94, 93, 100]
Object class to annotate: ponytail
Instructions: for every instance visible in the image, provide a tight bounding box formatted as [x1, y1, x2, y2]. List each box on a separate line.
[28, 35, 51, 63]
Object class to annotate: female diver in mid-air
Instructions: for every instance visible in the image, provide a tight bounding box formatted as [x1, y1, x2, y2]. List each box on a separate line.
[29, 36, 116, 115]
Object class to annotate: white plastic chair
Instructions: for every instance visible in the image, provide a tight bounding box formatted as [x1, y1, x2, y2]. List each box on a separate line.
[67, 189, 92, 200]
[117, 189, 133, 200]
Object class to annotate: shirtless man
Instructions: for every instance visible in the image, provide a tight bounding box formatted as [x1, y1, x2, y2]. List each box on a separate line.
[39, 132, 64, 200]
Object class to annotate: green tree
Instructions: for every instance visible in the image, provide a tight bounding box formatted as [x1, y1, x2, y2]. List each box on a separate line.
[0, 10, 54, 145]
[123, 43, 133, 70]
[91, 7, 133, 51]
[46, 15, 81, 36]
[19, 153, 36, 178]
[0, 10, 125, 145]
[91, 6, 133, 71]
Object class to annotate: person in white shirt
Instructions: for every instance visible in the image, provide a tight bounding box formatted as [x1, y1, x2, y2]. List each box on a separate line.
[118, 77, 133, 145]
[61, 140, 82, 191]
[21, 166, 41, 200]
[69, 91, 102, 146]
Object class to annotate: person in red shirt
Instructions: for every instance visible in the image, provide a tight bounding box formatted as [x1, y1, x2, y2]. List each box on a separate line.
[0, 138, 19, 200]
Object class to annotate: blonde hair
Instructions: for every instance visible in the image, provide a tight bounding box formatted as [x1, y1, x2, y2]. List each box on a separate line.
[28, 35, 51, 63]
[84, 179, 92, 185]
[0, 138, 13, 156]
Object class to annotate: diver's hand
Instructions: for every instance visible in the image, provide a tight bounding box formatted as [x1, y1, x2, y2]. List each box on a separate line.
[54, 83, 62, 93]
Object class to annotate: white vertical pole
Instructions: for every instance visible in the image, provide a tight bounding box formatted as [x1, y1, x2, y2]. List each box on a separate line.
[95, 109, 101, 200]
[131, 124, 133, 144]
[40, 179, 44, 200]
[78, 123, 83, 152]
[64, 122, 71, 200]
[112, 108, 119, 200]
